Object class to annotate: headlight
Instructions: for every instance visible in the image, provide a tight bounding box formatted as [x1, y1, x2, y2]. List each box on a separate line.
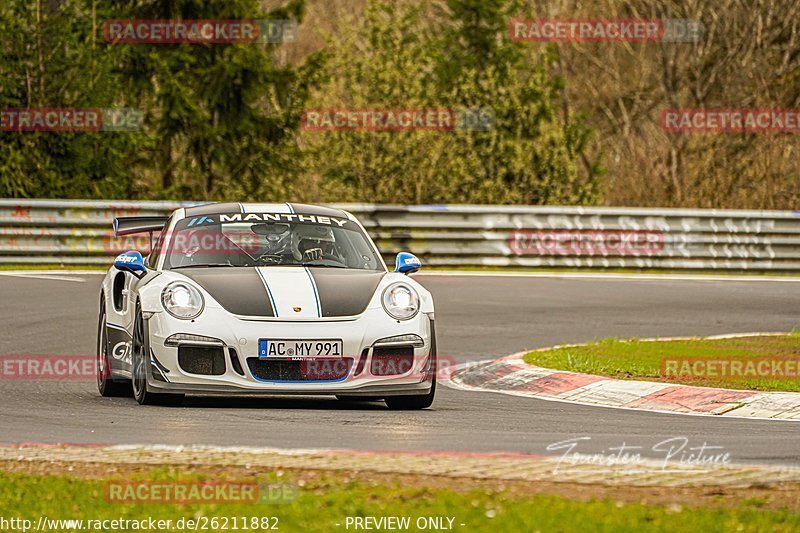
[161, 282, 204, 320]
[382, 283, 420, 320]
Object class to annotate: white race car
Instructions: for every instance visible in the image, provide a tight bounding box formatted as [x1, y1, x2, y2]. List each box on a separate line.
[97, 202, 436, 409]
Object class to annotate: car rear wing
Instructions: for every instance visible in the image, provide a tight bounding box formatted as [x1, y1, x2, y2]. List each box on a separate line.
[113, 216, 169, 237]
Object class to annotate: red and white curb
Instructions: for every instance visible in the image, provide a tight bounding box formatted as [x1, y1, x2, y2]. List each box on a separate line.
[446, 335, 800, 421]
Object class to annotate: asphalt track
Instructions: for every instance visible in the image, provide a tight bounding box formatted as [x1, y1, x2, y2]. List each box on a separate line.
[1, 272, 798, 465]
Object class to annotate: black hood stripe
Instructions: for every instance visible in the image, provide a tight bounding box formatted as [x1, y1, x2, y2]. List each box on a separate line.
[177, 267, 385, 318]
[178, 268, 275, 317]
[309, 269, 386, 317]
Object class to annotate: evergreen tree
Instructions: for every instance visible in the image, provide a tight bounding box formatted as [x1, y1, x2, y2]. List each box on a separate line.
[0, 0, 147, 199]
[112, 0, 322, 200]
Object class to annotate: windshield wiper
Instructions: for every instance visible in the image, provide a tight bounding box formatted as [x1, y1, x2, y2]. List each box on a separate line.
[301, 263, 348, 268]
[170, 263, 236, 269]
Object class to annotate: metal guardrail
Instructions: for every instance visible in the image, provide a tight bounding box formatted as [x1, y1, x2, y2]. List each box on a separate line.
[1, 199, 800, 270]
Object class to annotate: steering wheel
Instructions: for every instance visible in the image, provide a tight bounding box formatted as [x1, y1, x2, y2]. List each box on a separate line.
[258, 253, 284, 265]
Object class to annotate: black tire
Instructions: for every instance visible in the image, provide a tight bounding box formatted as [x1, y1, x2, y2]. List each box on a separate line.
[131, 303, 184, 407]
[384, 376, 436, 410]
[384, 327, 438, 410]
[97, 300, 132, 397]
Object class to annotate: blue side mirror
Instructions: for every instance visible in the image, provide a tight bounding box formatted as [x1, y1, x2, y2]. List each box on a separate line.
[114, 251, 147, 278]
[394, 252, 421, 274]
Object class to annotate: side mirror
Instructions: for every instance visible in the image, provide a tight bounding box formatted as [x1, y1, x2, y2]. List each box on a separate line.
[394, 252, 421, 274]
[114, 251, 147, 278]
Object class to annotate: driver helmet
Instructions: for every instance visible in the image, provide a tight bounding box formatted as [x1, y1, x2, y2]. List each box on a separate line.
[251, 223, 292, 256]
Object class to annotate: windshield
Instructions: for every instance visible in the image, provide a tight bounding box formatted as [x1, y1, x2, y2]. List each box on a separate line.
[162, 212, 384, 271]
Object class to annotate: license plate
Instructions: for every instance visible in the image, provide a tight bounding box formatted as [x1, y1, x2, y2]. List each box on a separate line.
[258, 339, 343, 359]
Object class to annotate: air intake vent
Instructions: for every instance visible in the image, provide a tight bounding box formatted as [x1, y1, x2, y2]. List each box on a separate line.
[370, 346, 414, 376]
[354, 348, 369, 376]
[247, 358, 352, 382]
[178, 346, 226, 376]
[229, 348, 245, 376]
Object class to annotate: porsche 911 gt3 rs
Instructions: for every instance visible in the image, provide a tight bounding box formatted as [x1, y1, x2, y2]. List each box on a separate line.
[97, 202, 436, 409]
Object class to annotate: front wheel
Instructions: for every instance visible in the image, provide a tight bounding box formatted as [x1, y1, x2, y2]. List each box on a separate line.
[131, 304, 184, 407]
[385, 329, 438, 410]
[384, 377, 436, 410]
[385, 347, 437, 410]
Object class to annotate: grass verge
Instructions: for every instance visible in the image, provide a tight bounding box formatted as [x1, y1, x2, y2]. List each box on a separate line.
[523, 333, 800, 392]
[1, 464, 799, 532]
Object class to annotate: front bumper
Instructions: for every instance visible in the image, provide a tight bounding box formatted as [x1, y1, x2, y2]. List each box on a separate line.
[143, 306, 435, 397]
